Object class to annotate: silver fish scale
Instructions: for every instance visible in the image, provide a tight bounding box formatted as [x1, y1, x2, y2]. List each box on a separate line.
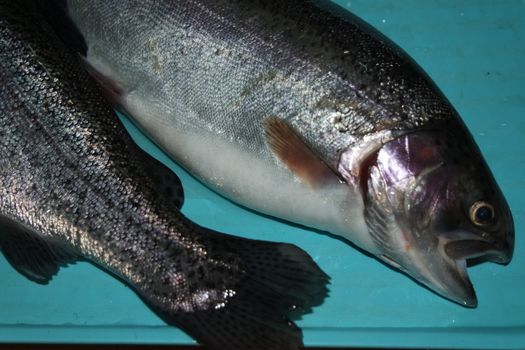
[0, 0, 241, 313]
[68, 0, 455, 167]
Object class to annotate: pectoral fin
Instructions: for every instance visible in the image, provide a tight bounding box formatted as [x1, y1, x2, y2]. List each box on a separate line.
[0, 216, 80, 284]
[263, 117, 343, 187]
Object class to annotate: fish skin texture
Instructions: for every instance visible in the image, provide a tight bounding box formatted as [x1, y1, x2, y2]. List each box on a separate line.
[0, 1, 329, 349]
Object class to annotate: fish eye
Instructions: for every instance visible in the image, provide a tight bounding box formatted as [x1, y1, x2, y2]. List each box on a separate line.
[469, 201, 495, 226]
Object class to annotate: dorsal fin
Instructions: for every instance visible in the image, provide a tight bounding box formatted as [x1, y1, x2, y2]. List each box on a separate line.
[263, 116, 343, 187]
[0, 216, 80, 284]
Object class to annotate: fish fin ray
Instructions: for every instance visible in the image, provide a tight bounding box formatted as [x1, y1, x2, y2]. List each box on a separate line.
[0, 216, 79, 284]
[148, 237, 329, 350]
[263, 116, 343, 187]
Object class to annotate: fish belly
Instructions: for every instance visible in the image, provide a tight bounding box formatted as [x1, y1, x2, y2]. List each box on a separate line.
[121, 84, 376, 253]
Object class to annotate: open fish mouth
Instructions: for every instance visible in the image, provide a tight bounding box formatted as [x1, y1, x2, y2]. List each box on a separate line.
[445, 237, 512, 265]
[435, 231, 512, 307]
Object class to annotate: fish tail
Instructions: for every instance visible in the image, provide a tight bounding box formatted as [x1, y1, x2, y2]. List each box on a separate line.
[153, 236, 329, 350]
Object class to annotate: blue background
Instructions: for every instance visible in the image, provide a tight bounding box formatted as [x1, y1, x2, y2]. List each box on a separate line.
[1, 1, 524, 348]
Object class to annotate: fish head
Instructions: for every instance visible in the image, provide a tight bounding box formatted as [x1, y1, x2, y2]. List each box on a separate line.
[358, 127, 514, 307]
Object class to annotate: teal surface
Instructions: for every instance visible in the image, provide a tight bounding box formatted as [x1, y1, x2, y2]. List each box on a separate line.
[1, 1, 524, 348]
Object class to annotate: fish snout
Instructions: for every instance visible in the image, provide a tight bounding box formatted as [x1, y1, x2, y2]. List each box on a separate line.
[483, 234, 513, 265]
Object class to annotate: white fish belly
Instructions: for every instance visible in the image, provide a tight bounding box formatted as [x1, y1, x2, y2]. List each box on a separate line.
[123, 91, 377, 254]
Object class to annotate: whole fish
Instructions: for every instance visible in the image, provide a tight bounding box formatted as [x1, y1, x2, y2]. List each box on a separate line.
[51, 0, 514, 306]
[0, 1, 329, 349]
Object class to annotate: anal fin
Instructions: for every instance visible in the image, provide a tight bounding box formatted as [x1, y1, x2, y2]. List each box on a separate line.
[0, 216, 80, 284]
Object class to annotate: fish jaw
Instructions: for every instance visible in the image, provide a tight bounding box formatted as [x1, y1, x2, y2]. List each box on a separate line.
[427, 253, 477, 307]
[444, 230, 513, 266]
[374, 222, 513, 308]
[367, 209, 479, 307]
[382, 237, 477, 307]
[416, 230, 513, 307]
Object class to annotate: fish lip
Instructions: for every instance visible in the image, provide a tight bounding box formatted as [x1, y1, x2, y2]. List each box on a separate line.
[448, 258, 477, 307]
[443, 231, 512, 265]
[436, 237, 478, 307]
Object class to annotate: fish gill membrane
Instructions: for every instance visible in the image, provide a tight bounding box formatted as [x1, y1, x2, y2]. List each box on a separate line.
[0, 1, 330, 349]
[44, 0, 516, 308]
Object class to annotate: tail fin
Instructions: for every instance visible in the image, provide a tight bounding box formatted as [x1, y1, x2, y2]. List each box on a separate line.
[152, 237, 329, 350]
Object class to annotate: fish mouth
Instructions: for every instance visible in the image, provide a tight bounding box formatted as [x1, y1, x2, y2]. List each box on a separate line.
[435, 231, 512, 307]
[444, 228, 512, 265]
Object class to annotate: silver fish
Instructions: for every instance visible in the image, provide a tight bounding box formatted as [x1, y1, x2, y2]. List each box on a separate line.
[53, 0, 514, 306]
[0, 1, 329, 349]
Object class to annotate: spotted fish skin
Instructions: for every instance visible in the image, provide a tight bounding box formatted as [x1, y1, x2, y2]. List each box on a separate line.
[0, 1, 329, 349]
[52, 0, 514, 307]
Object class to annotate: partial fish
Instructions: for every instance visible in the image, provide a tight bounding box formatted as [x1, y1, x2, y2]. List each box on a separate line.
[0, 1, 329, 349]
[50, 0, 513, 306]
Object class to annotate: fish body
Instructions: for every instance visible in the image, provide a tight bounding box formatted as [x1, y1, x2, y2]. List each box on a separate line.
[55, 0, 514, 306]
[0, 1, 329, 349]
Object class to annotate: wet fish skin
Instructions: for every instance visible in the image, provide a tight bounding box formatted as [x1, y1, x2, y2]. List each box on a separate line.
[0, 1, 329, 349]
[56, 0, 513, 306]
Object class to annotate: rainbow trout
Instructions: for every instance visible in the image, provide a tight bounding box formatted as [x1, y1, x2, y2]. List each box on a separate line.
[0, 1, 329, 349]
[50, 0, 514, 306]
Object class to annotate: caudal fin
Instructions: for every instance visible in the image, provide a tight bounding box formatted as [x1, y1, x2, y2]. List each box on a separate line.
[152, 237, 329, 350]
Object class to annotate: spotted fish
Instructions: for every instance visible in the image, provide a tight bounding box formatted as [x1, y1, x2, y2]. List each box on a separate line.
[0, 1, 329, 349]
